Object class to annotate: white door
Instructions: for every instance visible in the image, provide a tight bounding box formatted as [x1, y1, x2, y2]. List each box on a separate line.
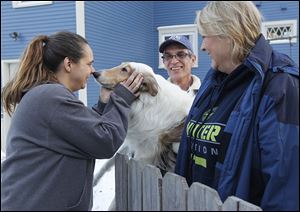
[1, 60, 19, 153]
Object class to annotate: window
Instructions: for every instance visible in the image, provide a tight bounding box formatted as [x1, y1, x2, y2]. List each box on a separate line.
[157, 24, 198, 69]
[261, 20, 297, 44]
[1, 60, 19, 153]
[12, 1, 52, 8]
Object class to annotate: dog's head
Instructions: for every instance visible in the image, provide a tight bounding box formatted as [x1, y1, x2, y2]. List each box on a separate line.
[93, 62, 159, 96]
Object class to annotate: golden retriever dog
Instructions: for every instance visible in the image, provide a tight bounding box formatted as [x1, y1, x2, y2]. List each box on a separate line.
[92, 62, 194, 190]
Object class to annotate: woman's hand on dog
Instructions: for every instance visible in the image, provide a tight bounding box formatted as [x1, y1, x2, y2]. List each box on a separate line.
[121, 72, 144, 97]
[100, 72, 143, 103]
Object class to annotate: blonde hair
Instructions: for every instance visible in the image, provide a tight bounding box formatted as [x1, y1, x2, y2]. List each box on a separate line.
[1, 31, 88, 116]
[196, 1, 263, 64]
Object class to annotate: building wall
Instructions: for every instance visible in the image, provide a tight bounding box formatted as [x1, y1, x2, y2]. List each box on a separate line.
[1, 1, 299, 108]
[1, 1, 76, 59]
[84, 1, 155, 107]
[153, 1, 299, 80]
[255, 1, 299, 65]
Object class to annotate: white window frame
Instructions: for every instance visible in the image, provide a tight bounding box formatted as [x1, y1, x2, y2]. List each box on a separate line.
[1, 59, 20, 153]
[12, 1, 52, 8]
[157, 24, 198, 69]
[76, 1, 87, 106]
[261, 20, 297, 44]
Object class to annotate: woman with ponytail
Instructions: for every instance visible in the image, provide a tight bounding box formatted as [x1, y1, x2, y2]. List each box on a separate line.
[1, 31, 143, 210]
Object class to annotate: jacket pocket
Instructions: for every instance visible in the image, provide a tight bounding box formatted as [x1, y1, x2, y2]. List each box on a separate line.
[66, 178, 87, 210]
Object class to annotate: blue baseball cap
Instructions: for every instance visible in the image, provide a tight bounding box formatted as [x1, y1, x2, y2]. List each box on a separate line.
[159, 35, 193, 53]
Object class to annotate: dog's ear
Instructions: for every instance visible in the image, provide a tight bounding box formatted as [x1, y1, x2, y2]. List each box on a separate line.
[139, 73, 159, 96]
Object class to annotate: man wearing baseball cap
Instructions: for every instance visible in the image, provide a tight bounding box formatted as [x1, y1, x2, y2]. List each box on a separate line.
[159, 35, 201, 95]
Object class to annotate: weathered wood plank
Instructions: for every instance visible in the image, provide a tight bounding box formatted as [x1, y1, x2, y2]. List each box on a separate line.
[142, 164, 162, 211]
[187, 182, 222, 211]
[162, 172, 188, 211]
[128, 158, 144, 211]
[223, 196, 262, 211]
[115, 153, 129, 211]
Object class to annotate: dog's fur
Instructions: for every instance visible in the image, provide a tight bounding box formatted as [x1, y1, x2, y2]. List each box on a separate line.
[93, 62, 194, 189]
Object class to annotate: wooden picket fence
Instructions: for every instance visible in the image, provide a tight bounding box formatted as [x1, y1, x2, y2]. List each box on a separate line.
[114, 153, 262, 211]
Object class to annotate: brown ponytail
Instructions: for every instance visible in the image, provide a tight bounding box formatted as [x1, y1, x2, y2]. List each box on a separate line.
[1, 35, 56, 116]
[1, 31, 88, 116]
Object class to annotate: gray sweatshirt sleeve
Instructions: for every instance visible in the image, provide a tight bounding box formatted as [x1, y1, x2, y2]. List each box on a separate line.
[48, 84, 135, 159]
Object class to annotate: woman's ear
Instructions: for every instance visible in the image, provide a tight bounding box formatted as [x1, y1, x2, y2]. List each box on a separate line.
[63, 57, 72, 73]
[139, 73, 159, 96]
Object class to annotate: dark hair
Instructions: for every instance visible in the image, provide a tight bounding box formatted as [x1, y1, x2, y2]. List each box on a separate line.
[43, 31, 88, 72]
[1, 31, 88, 116]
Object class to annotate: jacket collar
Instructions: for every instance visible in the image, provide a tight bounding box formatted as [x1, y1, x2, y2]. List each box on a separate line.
[244, 34, 272, 78]
[244, 34, 299, 78]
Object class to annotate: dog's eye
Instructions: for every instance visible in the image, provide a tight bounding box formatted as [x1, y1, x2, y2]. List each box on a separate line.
[121, 68, 127, 72]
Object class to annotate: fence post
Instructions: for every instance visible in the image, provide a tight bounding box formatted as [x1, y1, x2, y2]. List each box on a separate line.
[115, 153, 129, 211]
[142, 164, 162, 211]
[222, 196, 262, 211]
[162, 172, 189, 211]
[187, 182, 222, 211]
[128, 158, 144, 211]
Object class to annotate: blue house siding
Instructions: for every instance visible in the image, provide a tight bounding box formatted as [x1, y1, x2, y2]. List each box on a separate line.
[256, 1, 299, 65]
[153, 1, 299, 80]
[1, 1, 76, 59]
[85, 1, 154, 107]
[1, 1, 298, 109]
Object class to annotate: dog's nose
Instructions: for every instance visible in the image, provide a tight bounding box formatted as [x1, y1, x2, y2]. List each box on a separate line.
[92, 72, 101, 78]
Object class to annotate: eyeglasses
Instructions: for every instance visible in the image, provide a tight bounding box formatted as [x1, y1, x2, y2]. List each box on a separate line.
[161, 52, 191, 62]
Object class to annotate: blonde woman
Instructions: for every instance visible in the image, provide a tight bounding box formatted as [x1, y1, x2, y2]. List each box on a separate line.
[175, 2, 299, 210]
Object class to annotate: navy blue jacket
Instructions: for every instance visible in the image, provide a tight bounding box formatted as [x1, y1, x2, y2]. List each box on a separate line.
[175, 34, 299, 210]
